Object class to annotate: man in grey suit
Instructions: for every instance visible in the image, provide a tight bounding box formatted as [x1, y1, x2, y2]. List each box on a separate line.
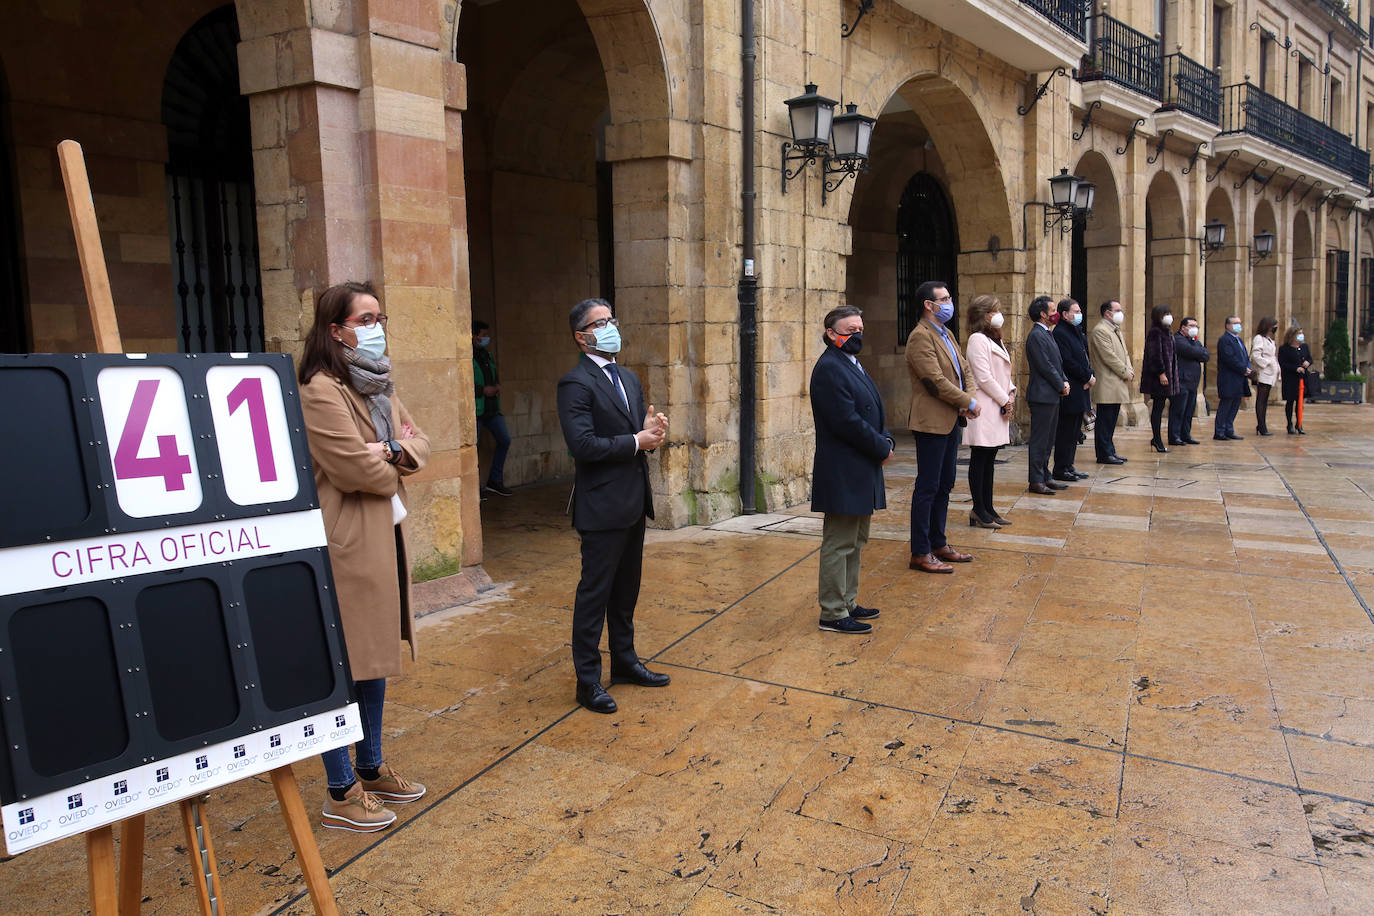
[1024, 296, 1071, 495]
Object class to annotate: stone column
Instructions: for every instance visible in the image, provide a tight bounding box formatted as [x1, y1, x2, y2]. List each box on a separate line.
[238, 0, 474, 570]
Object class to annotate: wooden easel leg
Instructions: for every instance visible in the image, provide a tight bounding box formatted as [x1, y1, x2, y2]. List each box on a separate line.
[270, 765, 339, 916]
[87, 826, 119, 916]
[180, 796, 225, 916]
[118, 814, 147, 915]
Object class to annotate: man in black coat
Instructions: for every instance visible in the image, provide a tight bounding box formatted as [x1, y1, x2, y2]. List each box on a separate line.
[1052, 298, 1094, 482]
[1024, 296, 1071, 495]
[809, 305, 894, 634]
[1169, 316, 1209, 445]
[557, 298, 670, 714]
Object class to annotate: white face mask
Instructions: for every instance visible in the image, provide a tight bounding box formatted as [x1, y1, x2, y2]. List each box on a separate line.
[351, 323, 387, 360]
[1111, 310, 1124, 325]
[989, 312, 1005, 329]
[1162, 314, 1173, 327]
[1297, 333, 1306, 343]
[1187, 326, 1199, 338]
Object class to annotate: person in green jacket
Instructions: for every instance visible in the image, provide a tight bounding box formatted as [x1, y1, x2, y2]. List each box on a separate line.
[474, 320, 513, 496]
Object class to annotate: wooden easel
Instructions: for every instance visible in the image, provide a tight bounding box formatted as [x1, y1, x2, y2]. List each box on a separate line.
[57, 139, 340, 916]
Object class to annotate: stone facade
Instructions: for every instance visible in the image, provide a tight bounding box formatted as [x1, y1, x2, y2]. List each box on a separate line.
[2, 0, 1372, 573]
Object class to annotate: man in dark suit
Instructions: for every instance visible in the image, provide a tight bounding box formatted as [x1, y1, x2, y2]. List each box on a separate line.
[557, 298, 669, 714]
[906, 280, 979, 574]
[1169, 316, 1209, 445]
[1052, 297, 1094, 482]
[1214, 313, 1252, 441]
[1024, 295, 1071, 495]
[809, 305, 893, 632]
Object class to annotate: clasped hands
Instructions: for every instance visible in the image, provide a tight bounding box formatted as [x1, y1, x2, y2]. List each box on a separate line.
[635, 406, 669, 451]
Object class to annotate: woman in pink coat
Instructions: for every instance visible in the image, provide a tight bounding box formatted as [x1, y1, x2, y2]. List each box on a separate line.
[964, 295, 1015, 527]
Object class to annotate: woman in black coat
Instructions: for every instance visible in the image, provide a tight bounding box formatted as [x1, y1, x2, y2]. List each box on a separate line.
[1277, 326, 1313, 434]
[1140, 304, 1180, 452]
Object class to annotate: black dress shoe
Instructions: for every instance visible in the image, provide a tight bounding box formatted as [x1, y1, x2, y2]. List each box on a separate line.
[1183, 437, 1200, 445]
[1028, 483, 1056, 495]
[1072, 471, 1090, 479]
[576, 682, 617, 714]
[1096, 456, 1126, 465]
[609, 661, 670, 687]
[1045, 480, 1068, 490]
[1168, 438, 1184, 446]
[1226, 433, 1244, 440]
[1213, 435, 1229, 441]
[1052, 472, 1079, 482]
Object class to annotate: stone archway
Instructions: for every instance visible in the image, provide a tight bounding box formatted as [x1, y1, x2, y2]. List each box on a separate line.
[1144, 170, 1188, 356]
[1292, 210, 1317, 338]
[1071, 150, 1123, 315]
[455, 0, 686, 521]
[1252, 199, 1280, 329]
[1203, 186, 1240, 358]
[843, 74, 1012, 430]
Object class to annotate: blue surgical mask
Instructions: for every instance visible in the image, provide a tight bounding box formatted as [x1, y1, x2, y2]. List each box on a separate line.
[591, 323, 622, 354]
[1231, 323, 1243, 334]
[1070, 313, 1082, 326]
[352, 323, 387, 360]
[476, 336, 491, 348]
[935, 301, 955, 324]
[1297, 333, 1305, 343]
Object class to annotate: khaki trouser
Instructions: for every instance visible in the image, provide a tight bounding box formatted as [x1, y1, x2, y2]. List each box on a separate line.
[818, 514, 870, 620]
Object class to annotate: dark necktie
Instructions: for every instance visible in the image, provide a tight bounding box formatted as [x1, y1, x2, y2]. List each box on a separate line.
[605, 363, 628, 408]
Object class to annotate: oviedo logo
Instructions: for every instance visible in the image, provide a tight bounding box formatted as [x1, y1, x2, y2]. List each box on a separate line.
[105, 778, 140, 811]
[188, 753, 221, 785]
[264, 731, 288, 761]
[297, 722, 322, 751]
[59, 792, 96, 826]
[8, 806, 47, 843]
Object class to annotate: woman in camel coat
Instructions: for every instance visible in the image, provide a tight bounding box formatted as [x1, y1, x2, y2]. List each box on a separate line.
[298, 281, 431, 833]
[963, 295, 1015, 527]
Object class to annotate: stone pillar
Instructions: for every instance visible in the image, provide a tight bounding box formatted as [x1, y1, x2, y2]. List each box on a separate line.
[604, 120, 699, 526]
[238, 0, 473, 569]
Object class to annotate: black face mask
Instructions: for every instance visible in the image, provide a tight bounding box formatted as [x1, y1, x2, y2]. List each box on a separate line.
[835, 332, 863, 355]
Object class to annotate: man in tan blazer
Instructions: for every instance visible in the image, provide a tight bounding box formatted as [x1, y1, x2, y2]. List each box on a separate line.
[906, 280, 980, 574]
[1087, 299, 1133, 465]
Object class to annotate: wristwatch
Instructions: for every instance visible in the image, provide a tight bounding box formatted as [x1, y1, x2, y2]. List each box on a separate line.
[381, 440, 402, 464]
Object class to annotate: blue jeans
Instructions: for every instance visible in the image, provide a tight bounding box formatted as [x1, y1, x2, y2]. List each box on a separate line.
[321, 678, 386, 789]
[911, 429, 959, 556]
[477, 413, 511, 485]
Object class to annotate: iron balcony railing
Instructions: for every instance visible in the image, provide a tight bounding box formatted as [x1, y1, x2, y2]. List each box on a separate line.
[1160, 52, 1220, 124]
[1079, 14, 1162, 100]
[1220, 82, 1371, 187]
[1307, 0, 1368, 41]
[1349, 148, 1371, 187]
[1018, 0, 1087, 41]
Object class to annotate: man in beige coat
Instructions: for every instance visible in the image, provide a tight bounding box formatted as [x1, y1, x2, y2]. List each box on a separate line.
[1087, 299, 1133, 465]
[906, 280, 979, 574]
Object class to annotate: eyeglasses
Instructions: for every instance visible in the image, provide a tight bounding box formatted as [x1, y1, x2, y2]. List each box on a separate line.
[928, 296, 953, 305]
[341, 313, 388, 329]
[579, 316, 619, 332]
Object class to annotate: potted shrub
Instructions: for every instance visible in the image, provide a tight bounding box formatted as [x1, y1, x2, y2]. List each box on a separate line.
[1321, 318, 1365, 403]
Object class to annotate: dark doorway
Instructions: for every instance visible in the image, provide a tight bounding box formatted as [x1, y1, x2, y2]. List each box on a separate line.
[0, 63, 29, 353]
[161, 6, 263, 353]
[896, 172, 958, 341]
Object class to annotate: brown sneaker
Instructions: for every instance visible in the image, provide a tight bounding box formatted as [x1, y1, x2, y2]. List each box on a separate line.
[321, 782, 396, 833]
[358, 762, 426, 803]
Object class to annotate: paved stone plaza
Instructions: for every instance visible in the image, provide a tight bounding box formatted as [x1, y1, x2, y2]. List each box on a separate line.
[3, 404, 1373, 914]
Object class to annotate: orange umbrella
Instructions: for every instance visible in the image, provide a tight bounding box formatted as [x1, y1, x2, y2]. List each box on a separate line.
[1298, 378, 1305, 429]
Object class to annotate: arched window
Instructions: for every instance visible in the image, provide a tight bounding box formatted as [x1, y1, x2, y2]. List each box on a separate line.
[162, 6, 263, 353]
[896, 172, 958, 341]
